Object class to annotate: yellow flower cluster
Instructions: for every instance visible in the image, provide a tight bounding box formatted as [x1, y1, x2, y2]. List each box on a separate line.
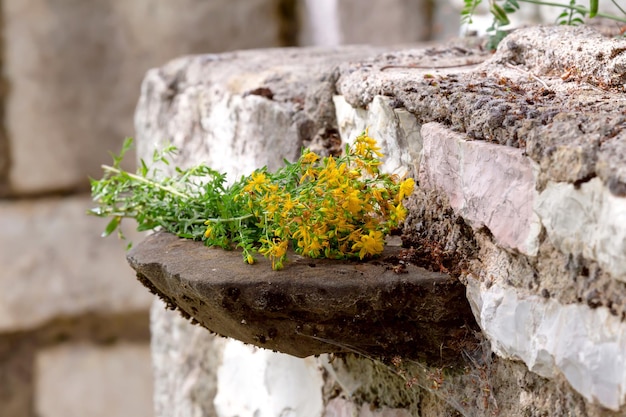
[234, 130, 415, 270]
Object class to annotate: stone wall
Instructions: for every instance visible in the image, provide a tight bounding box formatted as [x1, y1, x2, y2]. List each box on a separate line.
[1, 1, 447, 416]
[0, 1, 292, 416]
[135, 24, 626, 417]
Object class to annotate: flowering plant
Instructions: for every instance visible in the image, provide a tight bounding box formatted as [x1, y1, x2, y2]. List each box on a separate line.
[90, 131, 414, 270]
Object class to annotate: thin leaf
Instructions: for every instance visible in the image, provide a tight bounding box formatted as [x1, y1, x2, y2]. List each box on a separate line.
[102, 216, 121, 237]
[589, 0, 598, 18]
[490, 4, 510, 25]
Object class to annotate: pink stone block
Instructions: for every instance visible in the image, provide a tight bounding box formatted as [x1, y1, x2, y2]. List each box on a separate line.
[418, 123, 539, 255]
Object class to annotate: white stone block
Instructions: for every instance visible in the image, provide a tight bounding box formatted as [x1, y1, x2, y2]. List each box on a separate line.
[214, 339, 324, 417]
[467, 276, 626, 411]
[0, 196, 152, 332]
[151, 299, 225, 417]
[334, 95, 420, 177]
[419, 122, 541, 256]
[536, 178, 626, 281]
[35, 342, 153, 417]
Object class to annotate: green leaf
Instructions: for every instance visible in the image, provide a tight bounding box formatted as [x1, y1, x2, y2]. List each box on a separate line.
[490, 4, 510, 25]
[589, 0, 598, 18]
[140, 159, 148, 177]
[102, 216, 121, 237]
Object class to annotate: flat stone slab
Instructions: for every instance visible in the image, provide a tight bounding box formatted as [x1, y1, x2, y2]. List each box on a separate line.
[127, 231, 476, 361]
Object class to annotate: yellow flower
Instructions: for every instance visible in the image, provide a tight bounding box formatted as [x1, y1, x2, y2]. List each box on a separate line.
[394, 203, 407, 223]
[260, 238, 288, 270]
[244, 172, 269, 193]
[398, 178, 415, 201]
[353, 129, 384, 159]
[301, 150, 320, 165]
[341, 189, 362, 215]
[352, 230, 385, 259]
[305, 237, 323, 257]
[204, 226, 212, 238]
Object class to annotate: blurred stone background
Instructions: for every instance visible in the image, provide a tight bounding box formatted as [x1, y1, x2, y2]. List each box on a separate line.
[3, 1, 622, 416]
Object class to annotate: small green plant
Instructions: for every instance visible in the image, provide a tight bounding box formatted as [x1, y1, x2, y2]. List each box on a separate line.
[461, 0, 626, 50]
[89, 131, 415, 270]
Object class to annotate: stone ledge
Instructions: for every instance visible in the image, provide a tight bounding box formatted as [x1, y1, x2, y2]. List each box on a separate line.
[127, 231, 477, 361]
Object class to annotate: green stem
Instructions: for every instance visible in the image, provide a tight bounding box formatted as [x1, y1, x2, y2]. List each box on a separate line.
[102, 165, 189, 199]
[205, 213, 254, 223]
[517, 0, 626, 23]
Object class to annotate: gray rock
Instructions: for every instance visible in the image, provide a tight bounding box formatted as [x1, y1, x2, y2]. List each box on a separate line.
[127, 231, 477, 361]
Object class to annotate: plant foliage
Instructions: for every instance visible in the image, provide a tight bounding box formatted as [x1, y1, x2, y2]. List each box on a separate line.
[90, 131, 415, 270]
[461, 0, 626, 50]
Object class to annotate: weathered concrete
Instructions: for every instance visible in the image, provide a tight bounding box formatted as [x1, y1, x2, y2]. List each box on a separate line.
[128, 231, 476, 361]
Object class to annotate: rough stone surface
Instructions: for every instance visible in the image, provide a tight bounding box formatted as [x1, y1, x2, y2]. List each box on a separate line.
[0, 195, 152, 332]
[336, 26, 626, 193]
[334, 95, 420, 177]
[35, 342, 153, 417]
[151, 299, 225, 417]
[324, 348, 615, 417]
[466, 276, 626, 411]
[4, 0, 286, 194]
[324, 398, 413, 417]
[419, 122, 541, 256]
[134, 46, 389, 182]
[215, 340, 324, 417]
[536, 178, 626, 280]
[128, 231, 476, 361]
[492, 25, 626, 90]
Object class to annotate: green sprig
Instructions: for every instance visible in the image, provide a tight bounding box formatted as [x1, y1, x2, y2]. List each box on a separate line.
[462, 0, 626, 50]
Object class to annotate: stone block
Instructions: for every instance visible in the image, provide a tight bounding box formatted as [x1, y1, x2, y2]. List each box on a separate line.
[214, 339, 324, 417]
[536, 178, 626, 280]
[151, 299, 225, 417]
[418, 122, 540, 256]
[128, 231, 473, 361]
[35, 342, 153, 417]
[0, 195, 152, 332]
[334, 95, 421, 177]
[334, 0, 431, 44]
[4, 0, 285, 194]
[466, 276, 626, 411]
[134, 45, 385, 182]
[299, 0, 432, 46]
